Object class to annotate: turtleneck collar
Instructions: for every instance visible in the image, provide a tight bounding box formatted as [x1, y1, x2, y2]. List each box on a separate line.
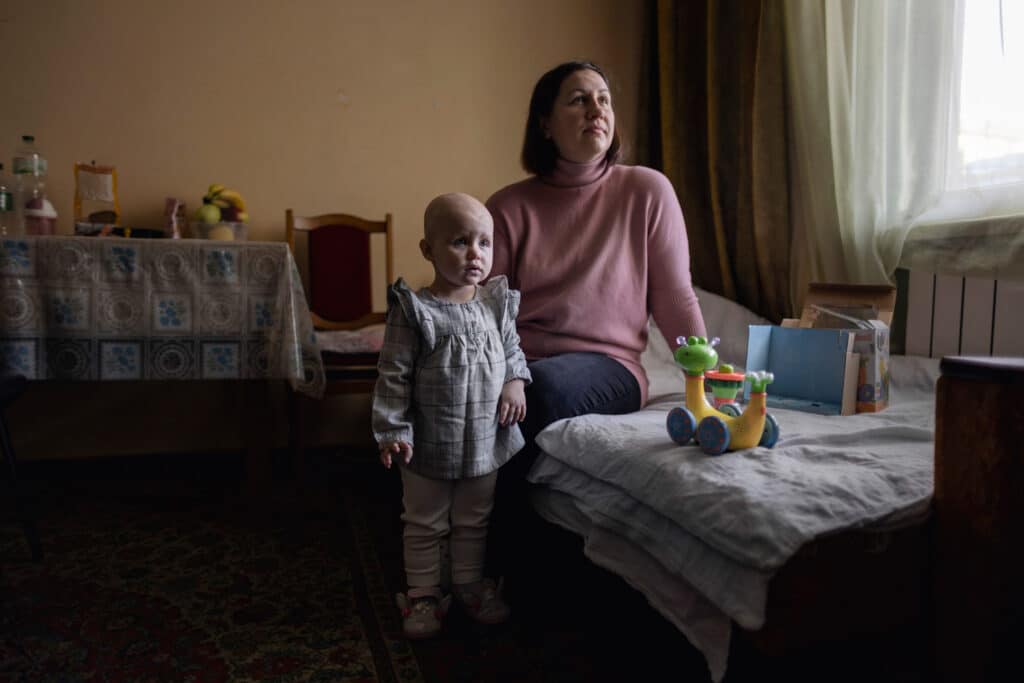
[542, 156, 611, 188]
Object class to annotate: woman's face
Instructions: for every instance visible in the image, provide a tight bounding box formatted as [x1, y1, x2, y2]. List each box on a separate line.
[542, 68, 615, 164]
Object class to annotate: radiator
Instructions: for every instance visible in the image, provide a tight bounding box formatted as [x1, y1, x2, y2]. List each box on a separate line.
[893, 268, 1024, 357]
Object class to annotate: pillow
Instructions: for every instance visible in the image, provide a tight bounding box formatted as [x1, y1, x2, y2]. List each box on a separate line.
[887, 354, 941, 402]
[642, 319, 685, 403]
[692, 287, 772, 367]
[642, 287, 771, 403]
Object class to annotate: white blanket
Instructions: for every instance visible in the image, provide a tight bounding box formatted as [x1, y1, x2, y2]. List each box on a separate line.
[528, 353, 940, 682]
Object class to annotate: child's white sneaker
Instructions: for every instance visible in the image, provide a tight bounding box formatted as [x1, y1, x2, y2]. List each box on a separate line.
[454, 577, 510, 625]
[396, 588, 451, 639]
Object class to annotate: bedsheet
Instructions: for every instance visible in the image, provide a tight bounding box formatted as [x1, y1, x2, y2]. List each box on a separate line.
[532, 489, 741, 683]
[534, 487, 737, 683]
[528, 354, 941, 681]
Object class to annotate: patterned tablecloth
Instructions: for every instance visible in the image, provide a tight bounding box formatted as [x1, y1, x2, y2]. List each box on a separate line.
[0, 236, 325, 397]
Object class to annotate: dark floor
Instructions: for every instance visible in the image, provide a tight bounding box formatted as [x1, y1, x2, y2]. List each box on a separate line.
[330, 446, 933, 683]
[4, 446, 933, 682]
[340, 448, 714, 683]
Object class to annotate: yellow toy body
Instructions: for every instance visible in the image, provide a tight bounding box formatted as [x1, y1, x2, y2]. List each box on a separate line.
[683, 371, 722, 425]
[667, 336, 780, 455]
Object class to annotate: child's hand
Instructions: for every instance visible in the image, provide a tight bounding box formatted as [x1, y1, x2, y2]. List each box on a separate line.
[379, 441, 413, 469]
[498, 379, 527, 426]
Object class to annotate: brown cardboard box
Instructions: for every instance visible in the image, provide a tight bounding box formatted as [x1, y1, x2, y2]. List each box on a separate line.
[798, 283, 895, 327]
[786, 283, 896, 413]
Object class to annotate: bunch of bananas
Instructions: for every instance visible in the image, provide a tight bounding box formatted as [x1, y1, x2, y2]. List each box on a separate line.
[195, 183, 249, 224]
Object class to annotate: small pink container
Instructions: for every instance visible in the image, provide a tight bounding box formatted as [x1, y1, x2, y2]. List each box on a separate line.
[25, 198, 57, 235]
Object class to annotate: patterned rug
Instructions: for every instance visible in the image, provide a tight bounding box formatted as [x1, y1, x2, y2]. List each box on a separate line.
[0, 453, 423, 683]
[0, 452, 930, 683]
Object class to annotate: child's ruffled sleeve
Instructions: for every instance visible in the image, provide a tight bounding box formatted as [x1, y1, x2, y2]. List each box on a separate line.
[371, 279, 427, 446]
[486, 275, 531, 386]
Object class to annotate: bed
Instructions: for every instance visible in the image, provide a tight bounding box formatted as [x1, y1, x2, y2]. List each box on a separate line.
[525, 276, 1020, 681]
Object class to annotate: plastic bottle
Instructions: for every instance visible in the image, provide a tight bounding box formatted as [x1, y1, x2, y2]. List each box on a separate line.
[0, 162, 16, 236]
[12, 135, 47, 233]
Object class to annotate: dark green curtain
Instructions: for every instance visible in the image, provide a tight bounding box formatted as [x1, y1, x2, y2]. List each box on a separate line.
[638, 0, 793, 323]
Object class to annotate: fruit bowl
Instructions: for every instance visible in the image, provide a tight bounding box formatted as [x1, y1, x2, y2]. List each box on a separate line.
[190, 221, 248, 241]
[191, 184, 249, 239]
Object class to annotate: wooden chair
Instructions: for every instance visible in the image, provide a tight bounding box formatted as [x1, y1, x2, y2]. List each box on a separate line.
[1, 375, 43, 561]
[285, 210, 394, 470]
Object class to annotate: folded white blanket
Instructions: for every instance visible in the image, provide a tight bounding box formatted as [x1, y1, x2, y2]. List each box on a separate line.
[529, 456, 773, 628]
[534, 385, 935, 570]
[529, 355, 940, 683]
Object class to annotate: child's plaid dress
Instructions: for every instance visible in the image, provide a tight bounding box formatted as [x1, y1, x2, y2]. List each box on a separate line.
[372, 276, 532, 480]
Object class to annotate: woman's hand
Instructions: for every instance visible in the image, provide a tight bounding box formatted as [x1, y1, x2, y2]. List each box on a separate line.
[498, 379, 527, 426]
[379, 440, 413, 469]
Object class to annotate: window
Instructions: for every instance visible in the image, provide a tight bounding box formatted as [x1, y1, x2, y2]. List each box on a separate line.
[911, 0, 1024, 233]
[951, 0, 1024, 191]
[782, 0, 1024, 281]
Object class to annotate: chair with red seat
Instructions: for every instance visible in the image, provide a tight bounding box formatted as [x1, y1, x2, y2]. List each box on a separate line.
[285, 210, 394, 470]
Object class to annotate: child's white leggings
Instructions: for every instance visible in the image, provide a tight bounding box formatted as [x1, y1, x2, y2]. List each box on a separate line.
[400, 467, 498, 595]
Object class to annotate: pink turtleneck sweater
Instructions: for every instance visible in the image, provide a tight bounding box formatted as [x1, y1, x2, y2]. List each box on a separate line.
[486, 158, 707, 405]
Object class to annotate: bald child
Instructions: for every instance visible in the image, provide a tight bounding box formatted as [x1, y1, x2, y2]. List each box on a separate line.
[371, 191, 531, 638]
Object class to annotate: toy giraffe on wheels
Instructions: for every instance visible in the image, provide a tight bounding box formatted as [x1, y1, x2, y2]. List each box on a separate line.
[666, 336, 780, 455]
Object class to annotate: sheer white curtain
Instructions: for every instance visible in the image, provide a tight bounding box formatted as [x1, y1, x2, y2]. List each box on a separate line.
[784, 0, 959, 290]
[784, 0, 1024, 293]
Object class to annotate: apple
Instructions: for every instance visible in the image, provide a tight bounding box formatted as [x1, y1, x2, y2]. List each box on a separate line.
[221, 205, 240, 222]
[195, 202, 221, 224]
[207, 224, 236, 241]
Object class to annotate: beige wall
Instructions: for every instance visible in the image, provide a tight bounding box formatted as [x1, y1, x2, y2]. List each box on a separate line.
[1, 0, 644, 291]
[1, 0, 645, 457]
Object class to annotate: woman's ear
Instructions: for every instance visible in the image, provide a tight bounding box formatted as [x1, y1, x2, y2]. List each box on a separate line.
[539, 116, 550, 139]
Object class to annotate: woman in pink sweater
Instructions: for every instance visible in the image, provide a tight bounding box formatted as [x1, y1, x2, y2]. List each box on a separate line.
[485, 60, 706, 596]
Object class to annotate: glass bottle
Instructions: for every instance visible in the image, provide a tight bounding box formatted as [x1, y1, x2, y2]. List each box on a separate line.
[12, 135, 47, 233]
[0, 162, 16, 236]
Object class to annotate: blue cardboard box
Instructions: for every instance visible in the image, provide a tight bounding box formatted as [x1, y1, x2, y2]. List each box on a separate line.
[744, 325, 859, 415]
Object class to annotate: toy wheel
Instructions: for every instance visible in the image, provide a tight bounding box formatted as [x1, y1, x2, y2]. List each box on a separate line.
[718, 402, 741, 417]
[759, 413, 780, 448]
[667, 407, 697, 445]
[697, 416, 730, 455]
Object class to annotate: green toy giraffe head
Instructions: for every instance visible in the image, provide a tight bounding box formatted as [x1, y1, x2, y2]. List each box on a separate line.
[673, 336, 719, 376]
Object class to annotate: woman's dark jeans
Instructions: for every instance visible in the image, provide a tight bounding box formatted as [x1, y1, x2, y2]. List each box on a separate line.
[487, 352, 641, 590]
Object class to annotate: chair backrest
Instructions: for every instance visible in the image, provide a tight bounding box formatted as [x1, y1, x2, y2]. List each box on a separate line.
[286, 210, 394, 331]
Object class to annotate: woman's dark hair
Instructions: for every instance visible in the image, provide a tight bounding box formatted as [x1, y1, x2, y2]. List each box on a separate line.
[521, 60, 623, 176]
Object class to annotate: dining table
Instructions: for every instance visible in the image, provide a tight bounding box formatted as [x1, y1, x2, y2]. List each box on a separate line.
[0, 234, 326, 493]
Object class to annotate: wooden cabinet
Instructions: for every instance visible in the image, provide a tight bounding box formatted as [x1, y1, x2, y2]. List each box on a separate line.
[933, 356, 1024, 682]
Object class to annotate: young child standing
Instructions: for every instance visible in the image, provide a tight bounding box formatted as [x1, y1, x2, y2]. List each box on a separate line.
[372, 192, 531, 639]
